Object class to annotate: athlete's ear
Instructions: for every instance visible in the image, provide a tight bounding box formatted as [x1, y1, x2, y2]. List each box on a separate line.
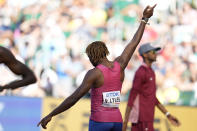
[142, 53, 147, 58]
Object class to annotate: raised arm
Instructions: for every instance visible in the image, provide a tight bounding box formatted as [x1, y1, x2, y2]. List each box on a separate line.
[37, 68, 101, 129]
[116, 5, 156, 69]
[0, 47, 36, 92]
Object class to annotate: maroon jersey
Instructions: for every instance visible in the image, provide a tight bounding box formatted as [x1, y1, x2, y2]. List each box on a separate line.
[128, 64, 160, 122]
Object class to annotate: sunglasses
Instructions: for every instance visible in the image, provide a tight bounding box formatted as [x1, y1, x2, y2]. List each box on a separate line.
[148, 50, 156, 54]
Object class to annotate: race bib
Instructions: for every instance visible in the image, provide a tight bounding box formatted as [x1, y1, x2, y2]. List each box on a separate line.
[102, 91, 120, 107]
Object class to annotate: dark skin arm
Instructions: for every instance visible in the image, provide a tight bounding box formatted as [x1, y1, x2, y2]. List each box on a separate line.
[156, 103, 181, 126]
[122, 102, 181, 131]
[122, 5, 156, 131]
[122, 105, 132, 131]
[116, 4, 156, 70]
[0, 46, 37, 92]
[37, 68, 102, 129]
[37, 5, 156, 129]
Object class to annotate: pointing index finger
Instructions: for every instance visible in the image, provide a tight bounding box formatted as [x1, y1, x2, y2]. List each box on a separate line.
[151, 4, 157, 9]
[37, 121, 41, 127]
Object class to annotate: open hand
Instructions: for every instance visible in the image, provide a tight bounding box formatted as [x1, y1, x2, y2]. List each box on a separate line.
[143, 4, 157, 18]
[167, 114, 181, 126]
[37, 115, 52, 129]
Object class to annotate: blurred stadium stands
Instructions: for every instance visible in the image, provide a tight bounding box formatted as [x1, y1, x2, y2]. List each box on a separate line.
[0, 0, 196, 106]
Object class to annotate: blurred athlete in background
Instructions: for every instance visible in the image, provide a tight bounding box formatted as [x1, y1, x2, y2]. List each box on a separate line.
[0, 46, 37, 92]
[122, 43, 181, 131]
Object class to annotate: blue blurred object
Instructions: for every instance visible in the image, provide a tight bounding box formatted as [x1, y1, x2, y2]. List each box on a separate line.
[0, 96, 41, 131]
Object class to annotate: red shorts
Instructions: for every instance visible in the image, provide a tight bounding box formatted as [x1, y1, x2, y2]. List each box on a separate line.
[131, 121, 154, 131]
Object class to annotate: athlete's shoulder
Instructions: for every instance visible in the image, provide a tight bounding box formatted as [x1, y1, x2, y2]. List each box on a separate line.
[136, 65, 147, 74]
[83, 68, 103, 84]
[87, 68, 102, 77]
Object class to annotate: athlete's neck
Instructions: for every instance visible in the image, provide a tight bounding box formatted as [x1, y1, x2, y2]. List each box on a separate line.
[100, 58, 114, 68]
[144, 60, 153, 67]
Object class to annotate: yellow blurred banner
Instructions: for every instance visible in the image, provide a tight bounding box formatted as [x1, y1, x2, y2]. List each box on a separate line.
[42, 97, 90, 131]
[42, 98, 197, 131]
[154, 106, 197, 131]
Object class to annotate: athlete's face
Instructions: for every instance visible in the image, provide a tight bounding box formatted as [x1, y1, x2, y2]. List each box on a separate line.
[145, 50, 157, 62]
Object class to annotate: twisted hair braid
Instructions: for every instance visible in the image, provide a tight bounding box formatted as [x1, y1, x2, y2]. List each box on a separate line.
[86, 41, 109, 67]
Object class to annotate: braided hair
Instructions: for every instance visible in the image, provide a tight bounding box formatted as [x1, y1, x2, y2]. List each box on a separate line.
[86, 41, 109, 67]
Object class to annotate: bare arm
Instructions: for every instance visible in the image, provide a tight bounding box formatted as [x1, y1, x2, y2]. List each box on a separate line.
[48, 69, 98, 117]
[156, 102, 168, 114]
[116, 5, 156, 69]
[0, 47, 36, 91]
[122, 105, 132, 131]
[37, 68, 101, 129]
[156, 101, 181, 126]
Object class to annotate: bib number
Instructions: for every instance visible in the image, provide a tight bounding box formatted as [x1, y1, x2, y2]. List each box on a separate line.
[102, 91, 120, 107]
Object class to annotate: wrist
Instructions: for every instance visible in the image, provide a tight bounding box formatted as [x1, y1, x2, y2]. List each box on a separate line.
[141, 17, 149, 24]
[165, 112, 170, 117]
